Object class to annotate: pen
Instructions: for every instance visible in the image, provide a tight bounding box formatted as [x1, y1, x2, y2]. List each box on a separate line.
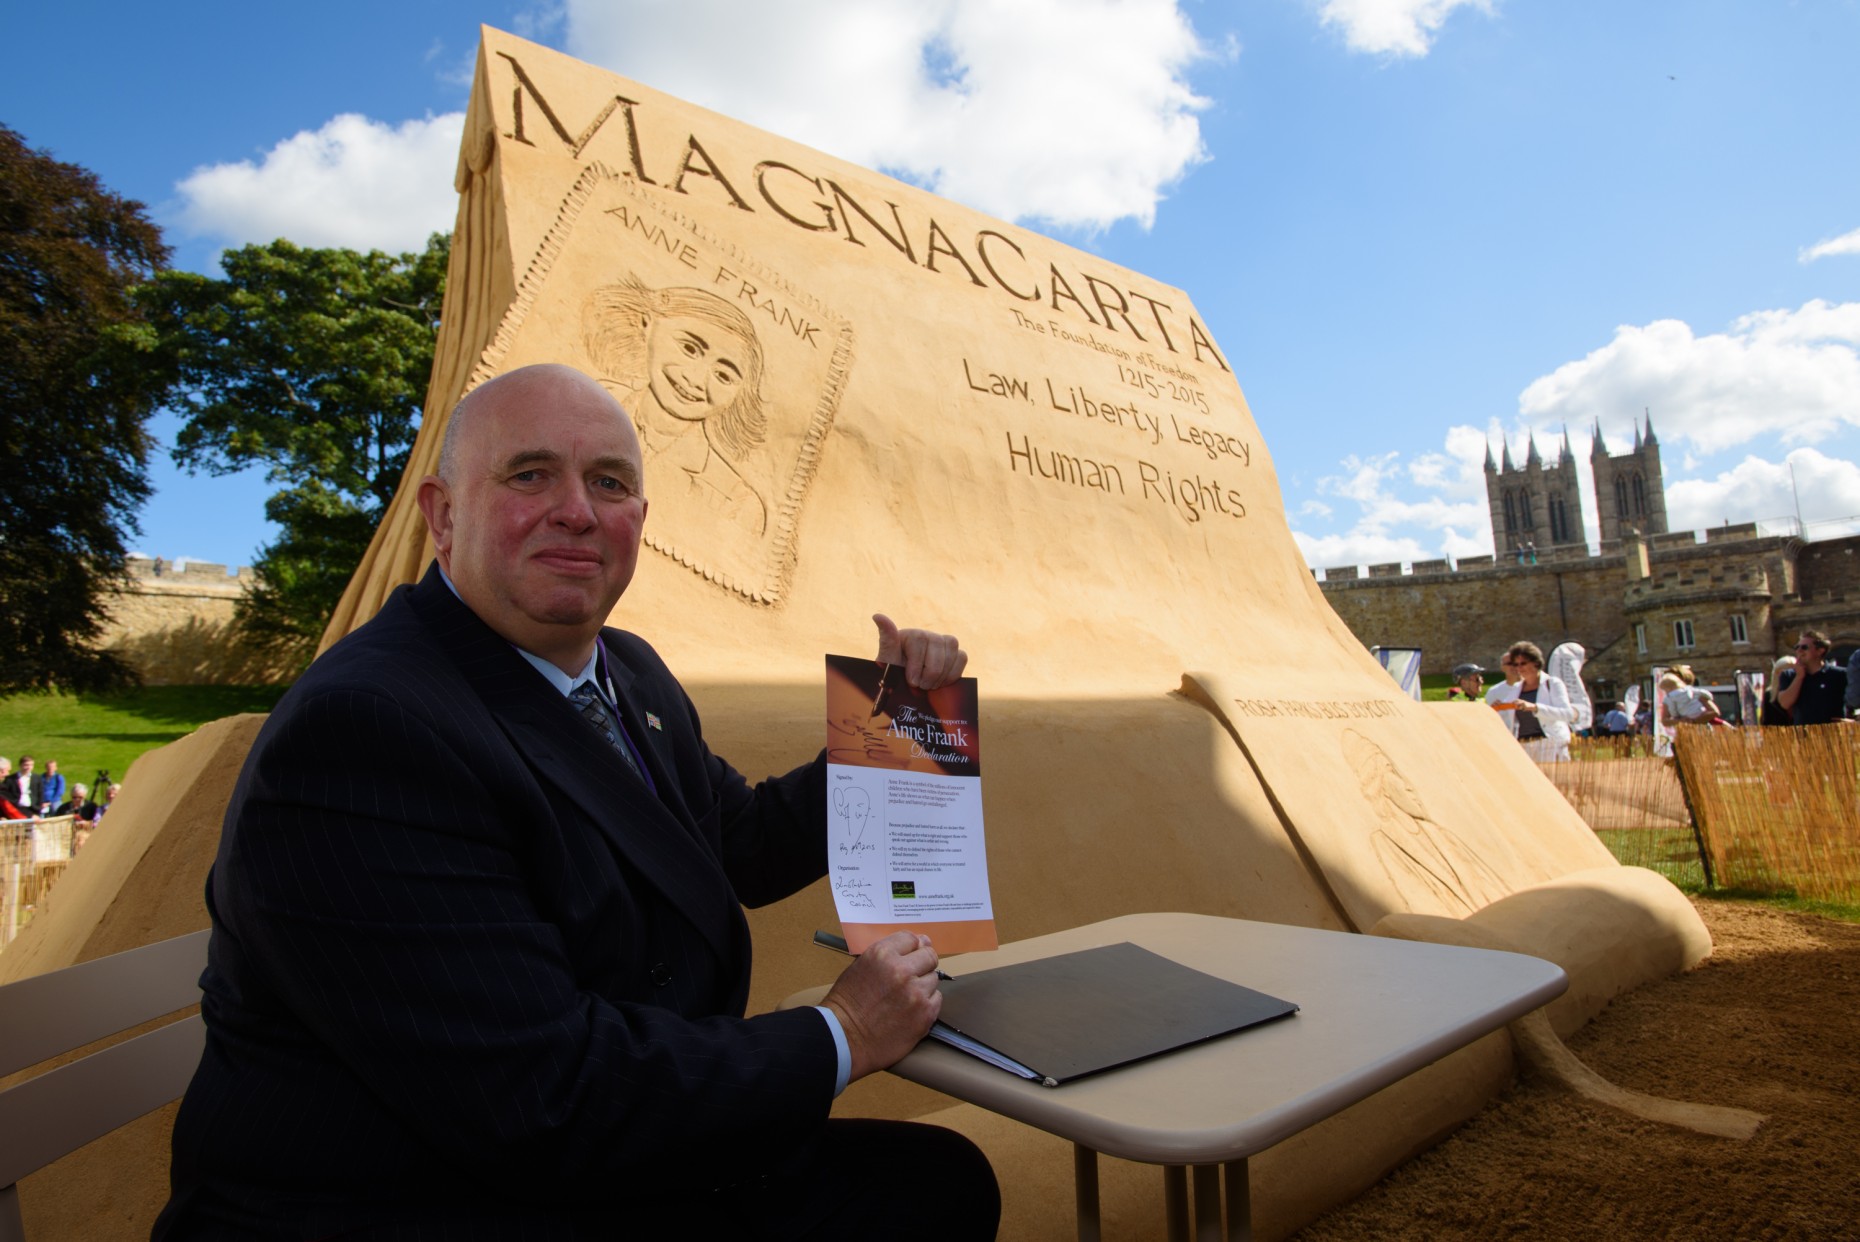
[868, 662, 891, 719]
[812, 929, 954, 980]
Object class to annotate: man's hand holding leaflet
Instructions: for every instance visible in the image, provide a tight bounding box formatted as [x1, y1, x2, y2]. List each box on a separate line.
[155, 364, 998, 1241]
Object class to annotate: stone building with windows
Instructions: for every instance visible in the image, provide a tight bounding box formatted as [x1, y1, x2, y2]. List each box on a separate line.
[1321, 422, 1860, 707]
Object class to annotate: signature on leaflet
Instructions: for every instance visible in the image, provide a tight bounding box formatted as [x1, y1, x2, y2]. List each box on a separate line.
[833, 875, 877, 909]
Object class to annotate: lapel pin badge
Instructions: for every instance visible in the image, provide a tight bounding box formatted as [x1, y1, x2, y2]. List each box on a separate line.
[645, 711, 663, 731]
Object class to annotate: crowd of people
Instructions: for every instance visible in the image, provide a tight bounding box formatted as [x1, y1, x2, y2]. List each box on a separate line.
[0, 753, 118, 853]
[1451, 650, 1603, 761]
[1444, 627, 1860, 763]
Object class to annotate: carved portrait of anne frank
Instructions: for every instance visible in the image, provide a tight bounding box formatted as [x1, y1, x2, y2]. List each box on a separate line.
[583, 276, 771, 539]
[466, 166, 851, 603]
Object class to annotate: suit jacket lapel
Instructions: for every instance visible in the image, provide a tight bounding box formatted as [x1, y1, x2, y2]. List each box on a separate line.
[407, 569, 740, 965]
[600, 648, 706, 841]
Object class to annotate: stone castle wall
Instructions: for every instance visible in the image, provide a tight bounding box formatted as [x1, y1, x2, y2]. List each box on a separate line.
[1796, 538, 1860, 601]
[94, 557, 295, 686]
[1320, 554, 1628, 675]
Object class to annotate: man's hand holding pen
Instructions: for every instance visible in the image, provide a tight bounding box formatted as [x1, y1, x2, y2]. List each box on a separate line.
[821, 931, 946, 1083]
[818, 614, 967, 1082]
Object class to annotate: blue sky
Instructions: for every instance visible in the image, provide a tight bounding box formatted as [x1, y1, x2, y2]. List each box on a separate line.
[10, 0, 1860, 572]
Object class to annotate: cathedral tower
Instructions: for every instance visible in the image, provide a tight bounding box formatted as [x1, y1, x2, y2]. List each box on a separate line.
[1485, 429, 1585, 556]
[1591, 411, 1669, 546]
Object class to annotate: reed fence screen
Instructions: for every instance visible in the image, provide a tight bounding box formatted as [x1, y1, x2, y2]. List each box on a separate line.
[2, 815, 76, 944]
[1542, 740, 1702, 884]
[1672, 723, 1860, 903]
[1536, 727, 1860, 902]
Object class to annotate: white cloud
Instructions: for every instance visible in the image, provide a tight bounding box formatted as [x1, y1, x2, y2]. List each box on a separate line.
[1323, 451, 1404, 504]
[1438, 527, 1491, 560]
[168, 0, 1218, 249]
[1359, 492, 1488, 533]
[1665, 448, 1860, 534]
[1314, 0, 1492, 57]
[563, 0, 1220, 231]
[1303, 309, 1860, 571]
[1297, 530, 1433, 572]
[1406, 450, 1458, 491]
[1297, 449, 1490, 569]
[511, 2, 567, 42]
[1409, 423, 1493, 496]
[430, 41, 481, 90]
[173, 113, 464, 252]
[1800, 226, 1860, 263]
[1516, 301, 1860, 455]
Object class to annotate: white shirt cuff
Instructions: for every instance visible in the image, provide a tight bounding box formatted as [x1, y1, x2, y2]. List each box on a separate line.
[813, 1005, 852, 1097]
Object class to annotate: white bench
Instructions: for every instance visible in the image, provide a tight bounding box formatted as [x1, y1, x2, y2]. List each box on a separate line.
[0, 931, 208, 1241]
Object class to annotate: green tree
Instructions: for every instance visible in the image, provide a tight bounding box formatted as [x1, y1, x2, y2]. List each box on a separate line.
[138, 236, 447, 662]
[0, 125, 170, 693]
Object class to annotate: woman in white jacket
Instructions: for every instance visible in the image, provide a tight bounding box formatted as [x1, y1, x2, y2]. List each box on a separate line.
[1488, 641, 1576, 762]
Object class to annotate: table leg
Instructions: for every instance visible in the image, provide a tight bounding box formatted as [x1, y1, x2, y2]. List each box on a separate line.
[1224, 1159, 1252, 1242]
[1192, 1165, 1222, 1241]
[1073, 1144, 1101, 1242]
[1164, 1165, 1189, 1241]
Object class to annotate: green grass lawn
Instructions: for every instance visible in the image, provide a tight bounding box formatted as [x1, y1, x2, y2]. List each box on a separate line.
[1595, 827, 1709, 888]
[1592, 827, 1860, 922]
[0, 686, 287, 794]
[1418, 672, 1455, 702]
[1691, 886, 1860, 923]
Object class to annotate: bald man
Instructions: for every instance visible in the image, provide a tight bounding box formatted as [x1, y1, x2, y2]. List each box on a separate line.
[158, 365, 998, 1240]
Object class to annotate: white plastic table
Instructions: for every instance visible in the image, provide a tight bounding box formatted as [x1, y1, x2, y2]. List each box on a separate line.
[791, 912, 1566, 1242]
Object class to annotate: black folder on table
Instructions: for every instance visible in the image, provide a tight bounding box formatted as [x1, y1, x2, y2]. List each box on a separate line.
[929, 941, 1298, 1086]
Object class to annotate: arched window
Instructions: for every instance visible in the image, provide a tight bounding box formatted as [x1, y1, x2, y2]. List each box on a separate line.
[1549, 495, 1569, 543]
[1503, 491, 1516, 534]
[1520, 492, 1534, 531]
[1632, 473, 1646, 516]
[1614, 476, 1628, 522]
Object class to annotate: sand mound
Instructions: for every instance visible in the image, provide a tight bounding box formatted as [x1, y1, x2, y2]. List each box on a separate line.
[1296, 898, 1860, 1241]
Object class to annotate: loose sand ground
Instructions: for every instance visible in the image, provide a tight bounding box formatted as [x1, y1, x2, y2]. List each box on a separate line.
[1295, 899, 1860, 1240]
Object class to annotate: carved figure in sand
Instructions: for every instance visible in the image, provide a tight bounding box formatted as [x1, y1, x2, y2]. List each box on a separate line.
[583, 275, 770, 536]
[1344, 728, 1509, 918]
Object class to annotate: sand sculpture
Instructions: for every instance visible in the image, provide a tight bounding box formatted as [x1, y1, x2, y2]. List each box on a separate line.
[12, 28, 1719, 1240]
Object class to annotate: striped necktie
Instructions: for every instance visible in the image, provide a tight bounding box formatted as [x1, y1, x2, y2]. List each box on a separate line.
[568, 681, 642, 779]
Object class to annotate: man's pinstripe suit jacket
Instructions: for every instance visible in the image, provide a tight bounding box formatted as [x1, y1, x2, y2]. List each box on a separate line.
[158, 566, 837, 1238]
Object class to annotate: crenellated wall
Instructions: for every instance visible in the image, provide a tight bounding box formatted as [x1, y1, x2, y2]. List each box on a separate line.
[1319, 547, 1633, 674]
[94, 557, 296, 686]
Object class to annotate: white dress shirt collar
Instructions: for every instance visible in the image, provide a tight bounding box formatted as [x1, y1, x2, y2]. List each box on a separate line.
[438, 568, 606, 702]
